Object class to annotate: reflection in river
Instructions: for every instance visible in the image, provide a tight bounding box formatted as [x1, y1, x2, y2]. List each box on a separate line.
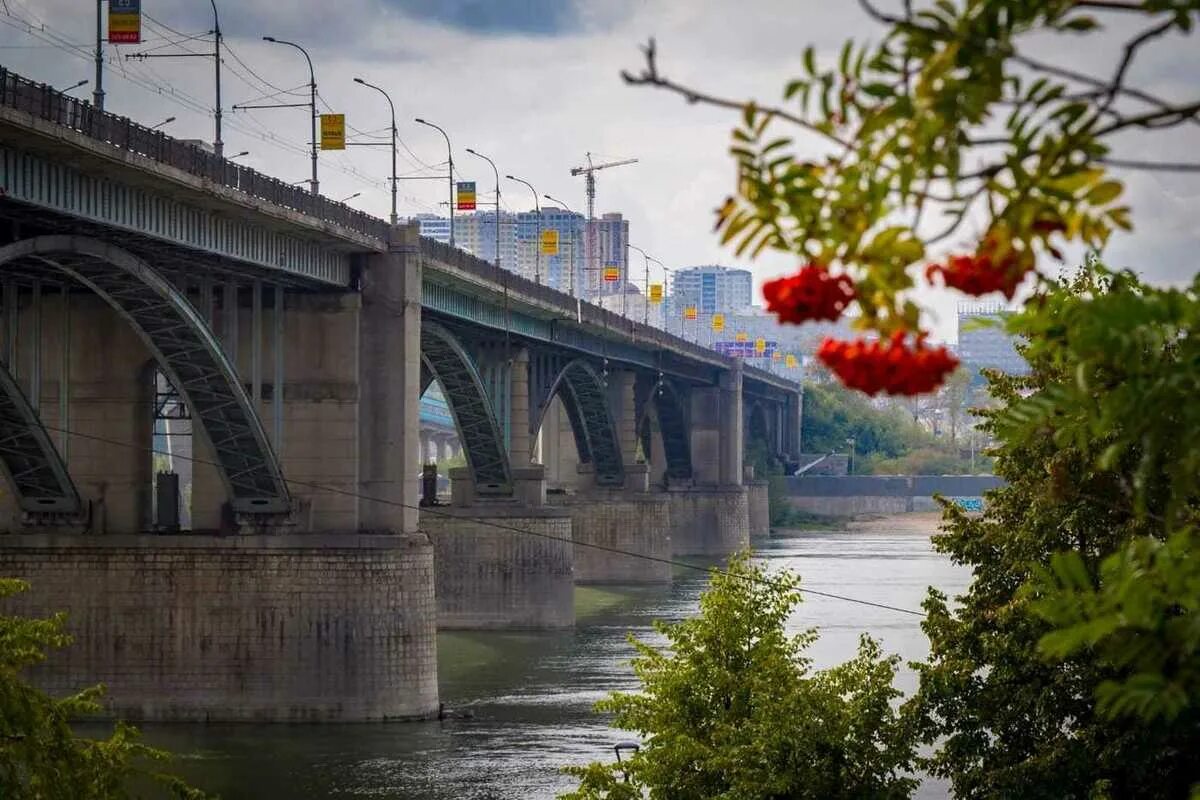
[143, 520, 967, 799]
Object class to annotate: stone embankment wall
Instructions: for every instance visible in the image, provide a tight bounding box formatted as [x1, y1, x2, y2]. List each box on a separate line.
[0, 534, 438, 722]
[785, 475, 1003, 515]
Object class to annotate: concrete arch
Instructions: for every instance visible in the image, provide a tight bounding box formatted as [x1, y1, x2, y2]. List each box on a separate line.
[420, 320, 512, 495]
[536, 359, 623, 487]
[0, 361, 80, 514]
[638, 380, 693, 481]
[0, 236, 290, 515]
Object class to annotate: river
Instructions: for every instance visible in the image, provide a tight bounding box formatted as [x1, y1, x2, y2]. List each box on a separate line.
[142, 514, 968, 799]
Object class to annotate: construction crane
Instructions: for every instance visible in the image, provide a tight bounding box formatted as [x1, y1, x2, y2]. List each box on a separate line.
[571, 152, 637, 297]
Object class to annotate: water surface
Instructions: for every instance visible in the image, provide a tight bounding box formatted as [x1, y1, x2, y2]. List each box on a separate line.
[145, 522, 967, 798]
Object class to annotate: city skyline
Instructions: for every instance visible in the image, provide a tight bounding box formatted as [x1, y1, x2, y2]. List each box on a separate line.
[5, 1, 1195, 342]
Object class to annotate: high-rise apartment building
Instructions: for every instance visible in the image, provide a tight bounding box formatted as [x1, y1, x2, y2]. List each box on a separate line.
[415, 213, 451, 244]
[411, 210, 596, 295]
[667, 265, 754, 322]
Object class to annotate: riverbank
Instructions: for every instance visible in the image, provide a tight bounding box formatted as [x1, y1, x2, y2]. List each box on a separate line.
[773, 510, 945, 535]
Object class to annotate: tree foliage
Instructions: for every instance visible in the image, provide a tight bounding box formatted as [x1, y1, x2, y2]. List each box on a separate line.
[625, 0, 1200, 393]
[0, 579, 207, 800]
[912, 267, 1200, 798]
[559, 554, 916, 800]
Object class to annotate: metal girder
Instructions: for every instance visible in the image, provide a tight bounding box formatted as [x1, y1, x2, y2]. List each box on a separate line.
[420, 320, 512, 496]
[0, 361, 80, 514]
[642, 379, 693, 480]
[546, 359, 623, 487]
[0, 235, 291, 515]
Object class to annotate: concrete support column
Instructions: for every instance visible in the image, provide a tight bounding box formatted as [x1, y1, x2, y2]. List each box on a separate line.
[358, 224, 421, 534]
[607, 370, 647, 491]
[508, 348, 531, 466]
[719, 361, 744, 487]
[690, 386, 721, 486]
[608, 370, 637, 462]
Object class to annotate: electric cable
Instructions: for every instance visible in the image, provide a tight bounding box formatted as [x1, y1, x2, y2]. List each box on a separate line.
[36, 420, 926, 617]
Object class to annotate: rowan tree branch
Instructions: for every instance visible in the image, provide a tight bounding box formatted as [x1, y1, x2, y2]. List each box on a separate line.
[1099, 18, 1175, 116]
[1013, 53, 1200, 128]
[1096, 100, 1200, 135]
[1100, 157, 1200, 172]
[621, 38, 851, 148]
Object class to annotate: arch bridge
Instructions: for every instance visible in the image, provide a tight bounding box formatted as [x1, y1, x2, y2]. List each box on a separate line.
[0, 66, 802, 722]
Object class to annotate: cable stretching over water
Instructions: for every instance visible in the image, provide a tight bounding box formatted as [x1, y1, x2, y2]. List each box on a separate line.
[36, 422, 928, 618]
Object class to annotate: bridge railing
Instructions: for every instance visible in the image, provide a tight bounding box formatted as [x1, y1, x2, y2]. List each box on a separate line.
[419, 235, 797, 394]
[0, 66, 390, 242]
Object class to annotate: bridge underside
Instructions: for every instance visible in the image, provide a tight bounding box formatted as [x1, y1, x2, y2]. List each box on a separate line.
[0, 236, 290, 517]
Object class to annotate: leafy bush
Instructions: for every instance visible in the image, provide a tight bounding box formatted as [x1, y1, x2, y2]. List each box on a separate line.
[560, 554, 916, 800]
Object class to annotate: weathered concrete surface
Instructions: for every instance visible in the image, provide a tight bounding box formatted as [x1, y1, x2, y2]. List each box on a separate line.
[747, 480, 770, 537]
[668, 487, 749, 556]
[549, 490, 671, 584]
[421, 506, 574, 629]
[0, 533, 438, 722]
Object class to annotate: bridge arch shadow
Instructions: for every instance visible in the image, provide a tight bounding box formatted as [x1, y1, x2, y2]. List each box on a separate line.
[0, 235, 290, 518]
[419, 320, 512, 496]
[535, 359, 624, 487]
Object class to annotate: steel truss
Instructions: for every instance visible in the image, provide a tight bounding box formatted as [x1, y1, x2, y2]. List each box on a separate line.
[0, 236, 290, 516]
[552, 360, 624, 487]
[0, 361, 80, 514]
[420, 320, 512, 496]
[642, 379, 693, 480]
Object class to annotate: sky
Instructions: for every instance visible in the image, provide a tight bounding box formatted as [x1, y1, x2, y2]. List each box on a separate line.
[2, 0, 1197, 341]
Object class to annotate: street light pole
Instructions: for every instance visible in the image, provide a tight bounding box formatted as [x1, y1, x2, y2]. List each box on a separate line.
[210, 0, 223, 158]
[354, 77, 398, 225]
[628, 244, 651, 325]
[416, 118, 454, 245]
[506, 175, 540, 283]
[466, 148, 501, 270]
[55, 79, 89, 95]
[262, 36, 318, 195]
[544, 194, 579, 298]
[647, 255, 664, 327]
[94, 0, 105, 111]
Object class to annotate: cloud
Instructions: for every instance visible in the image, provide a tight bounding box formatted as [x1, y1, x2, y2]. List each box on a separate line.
[383, 0, 582, 36]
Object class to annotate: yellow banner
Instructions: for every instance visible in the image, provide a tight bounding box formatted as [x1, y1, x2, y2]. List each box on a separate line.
[772, 351, 783, 361]
[712, 313, 725, 332]
[320, 114, 345, 151]
[684, 306, 698, 320]
[735, 331, 749, 343]
[648, 283, 663, 303]
[785, 354, 798, 368]
[540, 229, 559, 255]
[755, 337, 767, 354]
[603, 266, 621, 282]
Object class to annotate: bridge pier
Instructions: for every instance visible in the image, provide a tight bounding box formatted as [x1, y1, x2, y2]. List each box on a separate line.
[424, 348, 574, 629]
[550, 487, 672, 584]
[745, 465, 771, 538]
[424, 471, 573, 629]
[0, 533, 436, 721]
[669, 364, 750, 555]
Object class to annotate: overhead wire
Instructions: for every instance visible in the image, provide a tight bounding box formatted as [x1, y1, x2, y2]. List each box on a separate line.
[36, 420, 926, 618]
